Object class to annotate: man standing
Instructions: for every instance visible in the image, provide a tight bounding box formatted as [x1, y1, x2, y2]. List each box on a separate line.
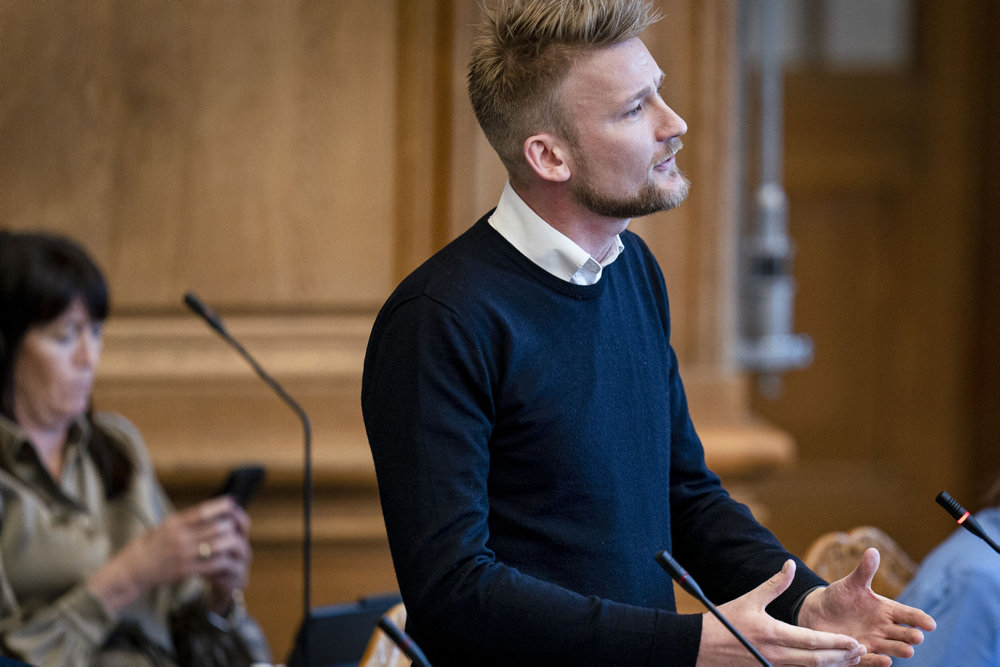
[362, 1, 934, 664]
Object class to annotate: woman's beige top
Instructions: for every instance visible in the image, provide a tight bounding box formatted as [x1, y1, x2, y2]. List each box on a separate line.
[0, 412, 270, 666]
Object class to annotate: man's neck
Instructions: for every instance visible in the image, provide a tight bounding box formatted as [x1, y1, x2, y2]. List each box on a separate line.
[511, 181, 628, 261]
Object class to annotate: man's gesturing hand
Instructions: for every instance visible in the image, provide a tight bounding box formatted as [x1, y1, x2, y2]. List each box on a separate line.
[797, 547, 935, 666]
[697, 559, 865, 666]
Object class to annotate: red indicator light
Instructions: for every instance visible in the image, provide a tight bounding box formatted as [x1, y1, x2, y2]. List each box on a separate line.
[958, 510, 970, 525]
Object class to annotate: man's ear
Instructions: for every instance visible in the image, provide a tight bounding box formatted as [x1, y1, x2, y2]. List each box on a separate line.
[523, 134, 571, 183]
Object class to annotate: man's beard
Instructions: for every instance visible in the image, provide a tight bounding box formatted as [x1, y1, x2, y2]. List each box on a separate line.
[569, 141, 691, 219]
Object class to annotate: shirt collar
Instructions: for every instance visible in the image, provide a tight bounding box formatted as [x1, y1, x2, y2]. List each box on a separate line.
[488, 181, 625, 285]
[0, 413, 90, 470]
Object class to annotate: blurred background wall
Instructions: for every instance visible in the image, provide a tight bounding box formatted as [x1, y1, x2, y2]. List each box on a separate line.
[2, 0, 998, 659]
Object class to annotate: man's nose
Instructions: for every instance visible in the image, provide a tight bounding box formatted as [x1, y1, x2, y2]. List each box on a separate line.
[656, 102, 687, 142]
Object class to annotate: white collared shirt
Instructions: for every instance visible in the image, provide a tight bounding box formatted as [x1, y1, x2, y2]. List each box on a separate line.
[488, 182, 625, 286]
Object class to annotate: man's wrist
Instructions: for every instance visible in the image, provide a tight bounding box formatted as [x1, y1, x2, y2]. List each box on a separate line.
[792, 585, 826, 627]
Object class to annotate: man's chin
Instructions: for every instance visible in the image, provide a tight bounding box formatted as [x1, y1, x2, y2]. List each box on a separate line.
[571, 175, 690, 219]
[660, 174, 691, 210]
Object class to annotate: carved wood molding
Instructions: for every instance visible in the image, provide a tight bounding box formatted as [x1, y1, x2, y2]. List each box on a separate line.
[94, 312, 791, 500]
[93, 313, 375, 488]
[97, 313, 371, 381]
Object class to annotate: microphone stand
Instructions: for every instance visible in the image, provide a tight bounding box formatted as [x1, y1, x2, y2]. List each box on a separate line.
[656, 550, 771, 667]
[184, 292, 313, 665]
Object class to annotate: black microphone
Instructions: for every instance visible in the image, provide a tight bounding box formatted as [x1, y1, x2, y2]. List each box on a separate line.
[936, 491, 1000, 556]
[656, 550, 771, 667]
[183, 292, 314, 663]
[376, 616, 432, 667]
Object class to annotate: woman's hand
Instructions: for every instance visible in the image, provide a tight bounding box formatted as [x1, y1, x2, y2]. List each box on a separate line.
[197, 498, 253, 615]
[87, 496, 252, 614]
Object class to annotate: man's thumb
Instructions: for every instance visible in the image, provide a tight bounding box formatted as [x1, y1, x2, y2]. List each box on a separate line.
[846, 546, 880, 590]
[757, 558, 796, 608]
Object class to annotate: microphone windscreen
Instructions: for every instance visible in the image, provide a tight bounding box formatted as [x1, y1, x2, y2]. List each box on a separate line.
[936, 491, 967, 522]
[183, 291, 227, 335]
[655, 550, 705, 601]
[183, 291, 204, 313]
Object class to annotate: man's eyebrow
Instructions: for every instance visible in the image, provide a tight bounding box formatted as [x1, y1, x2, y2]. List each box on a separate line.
[625, 71, 666, 106]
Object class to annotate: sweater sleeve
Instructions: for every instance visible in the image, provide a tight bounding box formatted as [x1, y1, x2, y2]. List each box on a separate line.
[363, 295, 703, 666]
[662, 343, 825, 621]
[632, 233, 825, 622]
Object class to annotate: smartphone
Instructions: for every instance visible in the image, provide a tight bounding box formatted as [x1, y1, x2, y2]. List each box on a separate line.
[213, 465, 266, 508]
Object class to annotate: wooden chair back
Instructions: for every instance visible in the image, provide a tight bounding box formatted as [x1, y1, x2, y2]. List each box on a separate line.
[359, 602, 411, 667]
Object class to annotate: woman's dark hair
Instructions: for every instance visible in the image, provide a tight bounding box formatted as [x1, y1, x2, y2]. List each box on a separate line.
[0, 229, 132, 498]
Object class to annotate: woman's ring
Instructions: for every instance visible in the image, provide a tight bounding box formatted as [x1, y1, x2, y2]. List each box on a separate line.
[198, 541, 212, 561]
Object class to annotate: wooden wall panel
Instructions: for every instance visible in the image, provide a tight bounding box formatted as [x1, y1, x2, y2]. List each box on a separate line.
[1, 1, 406, 658]
[970, 0, 1000, 501]
[1, 0, 398, 309]
[749, 0, 990, 560]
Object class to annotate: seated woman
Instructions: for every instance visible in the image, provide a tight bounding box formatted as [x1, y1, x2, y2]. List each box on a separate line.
[0, 230, 271, 665]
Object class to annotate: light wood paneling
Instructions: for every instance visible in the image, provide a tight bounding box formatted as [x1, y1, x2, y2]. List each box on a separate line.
[970, 0, 1000, 502]
[749, 0, 992, 561]
[1, 0, 399, 310]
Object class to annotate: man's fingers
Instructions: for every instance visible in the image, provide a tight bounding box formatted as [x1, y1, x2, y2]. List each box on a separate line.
[893, 601, 937, 633]
[780, 647, 865, 667]
[776, 621, 862, 652]
[767, 624, 865, 666]
[860, 622, 927, 659]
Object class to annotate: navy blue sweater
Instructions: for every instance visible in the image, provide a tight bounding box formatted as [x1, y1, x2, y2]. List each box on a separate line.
[361, 215, 823, 665]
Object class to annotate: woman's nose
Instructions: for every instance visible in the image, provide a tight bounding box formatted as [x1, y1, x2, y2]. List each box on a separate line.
[74, 329, 102, 368]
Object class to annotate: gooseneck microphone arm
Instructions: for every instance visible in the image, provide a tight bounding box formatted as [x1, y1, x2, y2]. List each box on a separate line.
[183, 292, 314, 663]
[936, 491, 1000, 556]
[376, 616, 432, 667]
[656, 550, 771, 667]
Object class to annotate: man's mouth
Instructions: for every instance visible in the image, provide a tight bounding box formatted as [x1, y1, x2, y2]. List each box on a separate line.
[654, 154, 676, 170]
[654, 138, 684, 170]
